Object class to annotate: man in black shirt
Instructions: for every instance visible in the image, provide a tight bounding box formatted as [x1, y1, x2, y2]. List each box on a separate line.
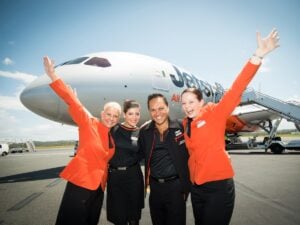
[139, 93, 190, 225]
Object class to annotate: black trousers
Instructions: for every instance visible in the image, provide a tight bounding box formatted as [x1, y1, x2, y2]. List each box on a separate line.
[191, 178, 235, 225]
[107, 164, 144, 224]
[55, 182, 104, 225]
[149, 178, 186, 225]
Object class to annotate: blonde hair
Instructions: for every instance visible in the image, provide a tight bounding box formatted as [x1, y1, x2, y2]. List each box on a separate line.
[103, 101, 122, 115]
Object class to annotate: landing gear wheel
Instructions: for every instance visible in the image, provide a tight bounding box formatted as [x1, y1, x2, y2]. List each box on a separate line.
[270, 143, 284, 154]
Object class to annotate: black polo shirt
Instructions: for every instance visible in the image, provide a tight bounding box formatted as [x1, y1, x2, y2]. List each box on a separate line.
[150, 128, 178, 178]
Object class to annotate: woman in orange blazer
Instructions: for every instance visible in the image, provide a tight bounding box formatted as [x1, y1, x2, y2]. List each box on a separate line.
[43, 56, 122, 225]
[181, 29, 279, 225]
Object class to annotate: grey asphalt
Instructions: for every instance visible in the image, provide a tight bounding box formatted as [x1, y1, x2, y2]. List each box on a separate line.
[0, 148, 299, 225]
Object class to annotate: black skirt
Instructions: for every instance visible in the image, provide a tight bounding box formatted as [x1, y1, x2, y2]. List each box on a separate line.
[56, 182, 104, 225]
[106, 164, 145, 223]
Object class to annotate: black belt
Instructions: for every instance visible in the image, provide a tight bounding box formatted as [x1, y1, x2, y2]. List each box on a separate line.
[109, 162, 137, 171]
[150, 175, 179, 183]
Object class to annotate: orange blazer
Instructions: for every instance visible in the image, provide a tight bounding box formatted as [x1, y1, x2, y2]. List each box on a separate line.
[183, 61, 260, 185]
[50, 79, 115, 191]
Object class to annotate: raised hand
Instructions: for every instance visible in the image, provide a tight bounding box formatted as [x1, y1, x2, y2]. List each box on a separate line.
[255, 28, 280, 58]
[43, 56, 59, 81]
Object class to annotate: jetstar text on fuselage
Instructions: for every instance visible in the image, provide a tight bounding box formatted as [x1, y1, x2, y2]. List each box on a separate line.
[169, 65, 214, 99]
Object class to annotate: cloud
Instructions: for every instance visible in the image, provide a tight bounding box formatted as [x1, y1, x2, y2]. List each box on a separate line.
[0, 79, 76, 140]
[0, 82, 31, 111]
[0, 70, 35, 112]
[0, 70, 37, 84]
[0, 95, 26, 110]
[0, 110, 77, 141]
[19, 123, 77, 137]
[0, 109, 18, 124]
[2, 57, 14, 65]
[287, 96, 300, 106]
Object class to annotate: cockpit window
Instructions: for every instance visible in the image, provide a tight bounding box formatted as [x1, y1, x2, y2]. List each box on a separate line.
[84, 57, 111, 67]
[57, 57, 89, 66]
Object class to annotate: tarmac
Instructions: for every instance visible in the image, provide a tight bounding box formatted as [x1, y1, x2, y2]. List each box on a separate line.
[0, 147, 300, 225]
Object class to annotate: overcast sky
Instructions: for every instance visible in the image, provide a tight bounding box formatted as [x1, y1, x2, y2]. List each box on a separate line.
[0, 0, 299, 141]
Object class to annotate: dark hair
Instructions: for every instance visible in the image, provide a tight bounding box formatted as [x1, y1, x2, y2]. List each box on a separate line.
[181, 88, 203, 101]
[123, 100, 140, 113]
[147, 93, 168, 109]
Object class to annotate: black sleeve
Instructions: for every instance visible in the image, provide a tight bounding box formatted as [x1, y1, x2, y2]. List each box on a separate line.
[137, 129, 145, 163]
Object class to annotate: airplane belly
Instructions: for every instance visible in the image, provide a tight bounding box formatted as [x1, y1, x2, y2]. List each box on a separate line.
[236, 110, 278, 122]
[226, 115, 258, 133]
[226, 105, 281, 133]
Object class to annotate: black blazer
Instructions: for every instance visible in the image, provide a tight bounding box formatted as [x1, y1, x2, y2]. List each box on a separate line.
[138, 119, 190, 195]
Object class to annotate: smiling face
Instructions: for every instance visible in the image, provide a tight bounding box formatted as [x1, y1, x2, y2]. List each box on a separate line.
[123, 107, 140, 128]
[181, 92, 205, 119]
[148, 97, 169, 126]
[101, 103, 121, 128]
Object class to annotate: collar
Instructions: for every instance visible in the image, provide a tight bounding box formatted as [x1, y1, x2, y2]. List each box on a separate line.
[143, 118, 182, 131]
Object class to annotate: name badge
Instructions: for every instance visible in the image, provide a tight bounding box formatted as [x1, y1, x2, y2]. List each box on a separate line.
[197, 120, 206, 128]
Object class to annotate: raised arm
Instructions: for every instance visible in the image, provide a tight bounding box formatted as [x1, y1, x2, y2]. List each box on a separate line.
[43, 56, 59, 82]
[44, 56, 91, 126]
[216, 28, 280, 119]
[250, 28, 280, 65]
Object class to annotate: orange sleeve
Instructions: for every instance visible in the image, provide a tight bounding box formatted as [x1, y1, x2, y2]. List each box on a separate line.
[216, 61, 260, 119]
[49, 79, 90, 126]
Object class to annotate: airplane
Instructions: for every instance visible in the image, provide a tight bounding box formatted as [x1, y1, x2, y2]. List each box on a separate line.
[20, 51, 300, 153]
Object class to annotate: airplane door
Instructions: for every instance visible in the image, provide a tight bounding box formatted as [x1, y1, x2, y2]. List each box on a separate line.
[152, 70, 169, 92]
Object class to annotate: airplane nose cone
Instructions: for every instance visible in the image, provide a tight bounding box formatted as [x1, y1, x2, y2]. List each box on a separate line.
[20, 76, 61, 122]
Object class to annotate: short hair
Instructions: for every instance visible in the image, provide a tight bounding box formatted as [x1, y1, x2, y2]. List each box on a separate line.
[123, 100, 140, 113]
[181, 88, 203, 101]
[147, 93, 168, 109]
[103, 101, 122, 115]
